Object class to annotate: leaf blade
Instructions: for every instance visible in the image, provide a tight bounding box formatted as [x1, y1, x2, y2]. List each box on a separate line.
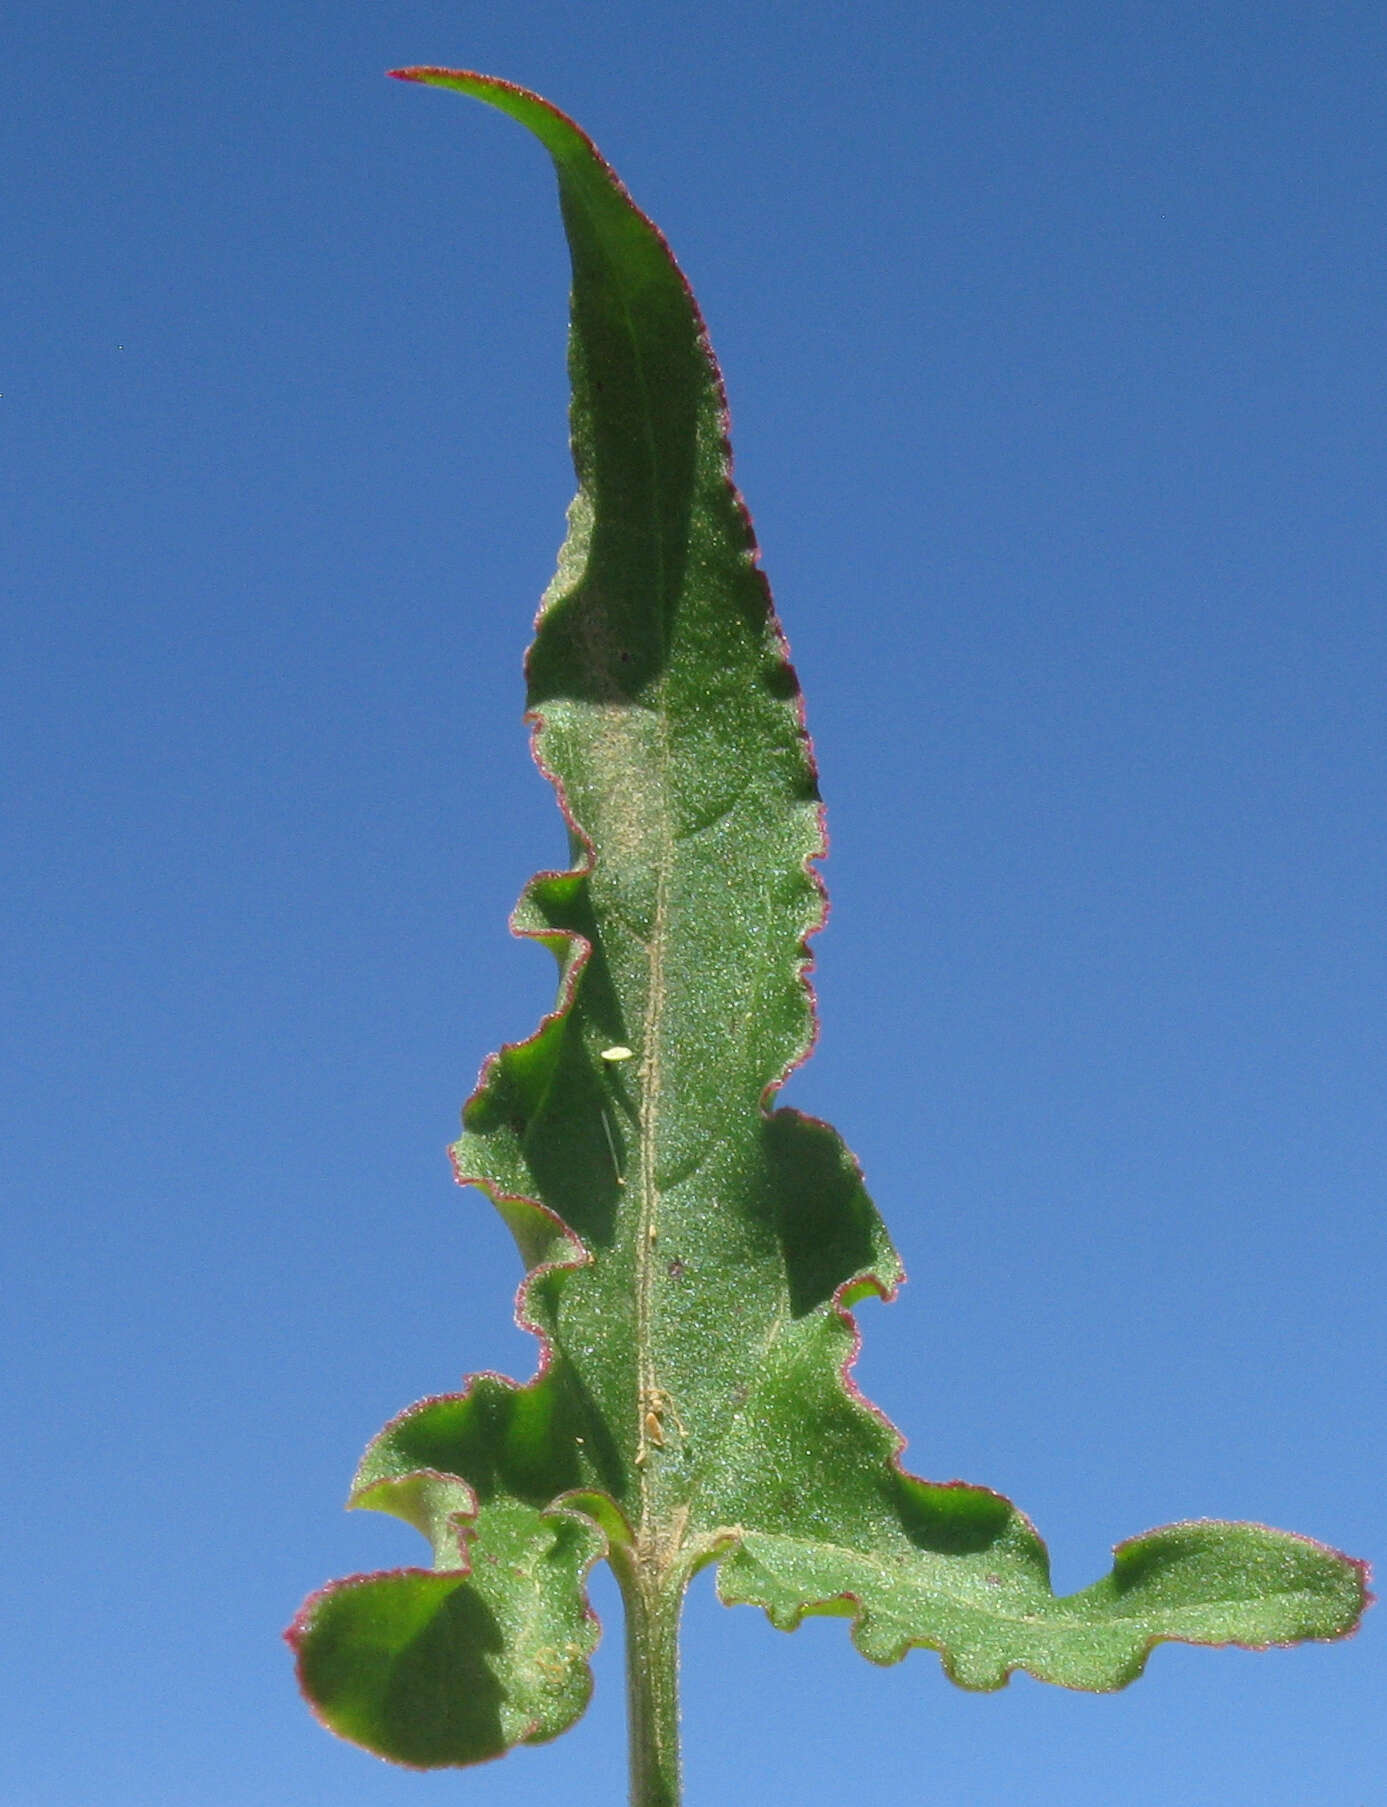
[720, 1515, 1367, 1690]
[293, 72, 1368, 1773]
[397, 67, 892, 1545]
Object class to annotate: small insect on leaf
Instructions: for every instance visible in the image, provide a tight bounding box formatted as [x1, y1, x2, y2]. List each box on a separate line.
[600, 1045, 634, 1062]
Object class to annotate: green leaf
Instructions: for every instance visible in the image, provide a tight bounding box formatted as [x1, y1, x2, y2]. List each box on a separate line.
[720, 1518, 1366, 1690]
[290, 69, 1368, 1772]
[288, 1494, 604, 1765]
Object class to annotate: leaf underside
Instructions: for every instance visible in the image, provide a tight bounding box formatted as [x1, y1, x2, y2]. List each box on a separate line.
[290, 69, 1369, 1768]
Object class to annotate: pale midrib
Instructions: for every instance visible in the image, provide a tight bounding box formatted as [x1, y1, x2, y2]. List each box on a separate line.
[634, 774, 671, 1544]
[571, 200, 674, 1553]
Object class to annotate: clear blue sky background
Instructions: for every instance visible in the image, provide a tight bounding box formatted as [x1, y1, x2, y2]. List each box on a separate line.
[4, 3, 1382, 1802]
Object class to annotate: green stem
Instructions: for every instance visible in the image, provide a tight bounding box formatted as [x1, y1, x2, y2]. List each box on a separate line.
[617, 1559, 683, 1807]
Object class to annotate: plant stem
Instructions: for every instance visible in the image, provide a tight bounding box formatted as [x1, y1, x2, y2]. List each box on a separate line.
[617, 1559, 683, 1807]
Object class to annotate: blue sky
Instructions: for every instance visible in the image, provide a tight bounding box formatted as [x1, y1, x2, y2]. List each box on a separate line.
[4, 3, 1382, 1802]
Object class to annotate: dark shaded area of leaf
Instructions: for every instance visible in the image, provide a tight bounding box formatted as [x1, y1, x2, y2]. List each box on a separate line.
[766, 1108, 894, 1317]
[295, 1573, 508, 1767]
[464, 1032, 620, 1255]
[894, 1472, 1024, 1559]
[529, 876, 630, 1052]
[358, 1369, 625, 1512]
[463, 876, 637, 1252]
[525, 186, 703, 705]
[516, 1026, 624, 1249]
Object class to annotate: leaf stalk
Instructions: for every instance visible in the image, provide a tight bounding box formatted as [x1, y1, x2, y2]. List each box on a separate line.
[615, 1554, 684, 1807]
